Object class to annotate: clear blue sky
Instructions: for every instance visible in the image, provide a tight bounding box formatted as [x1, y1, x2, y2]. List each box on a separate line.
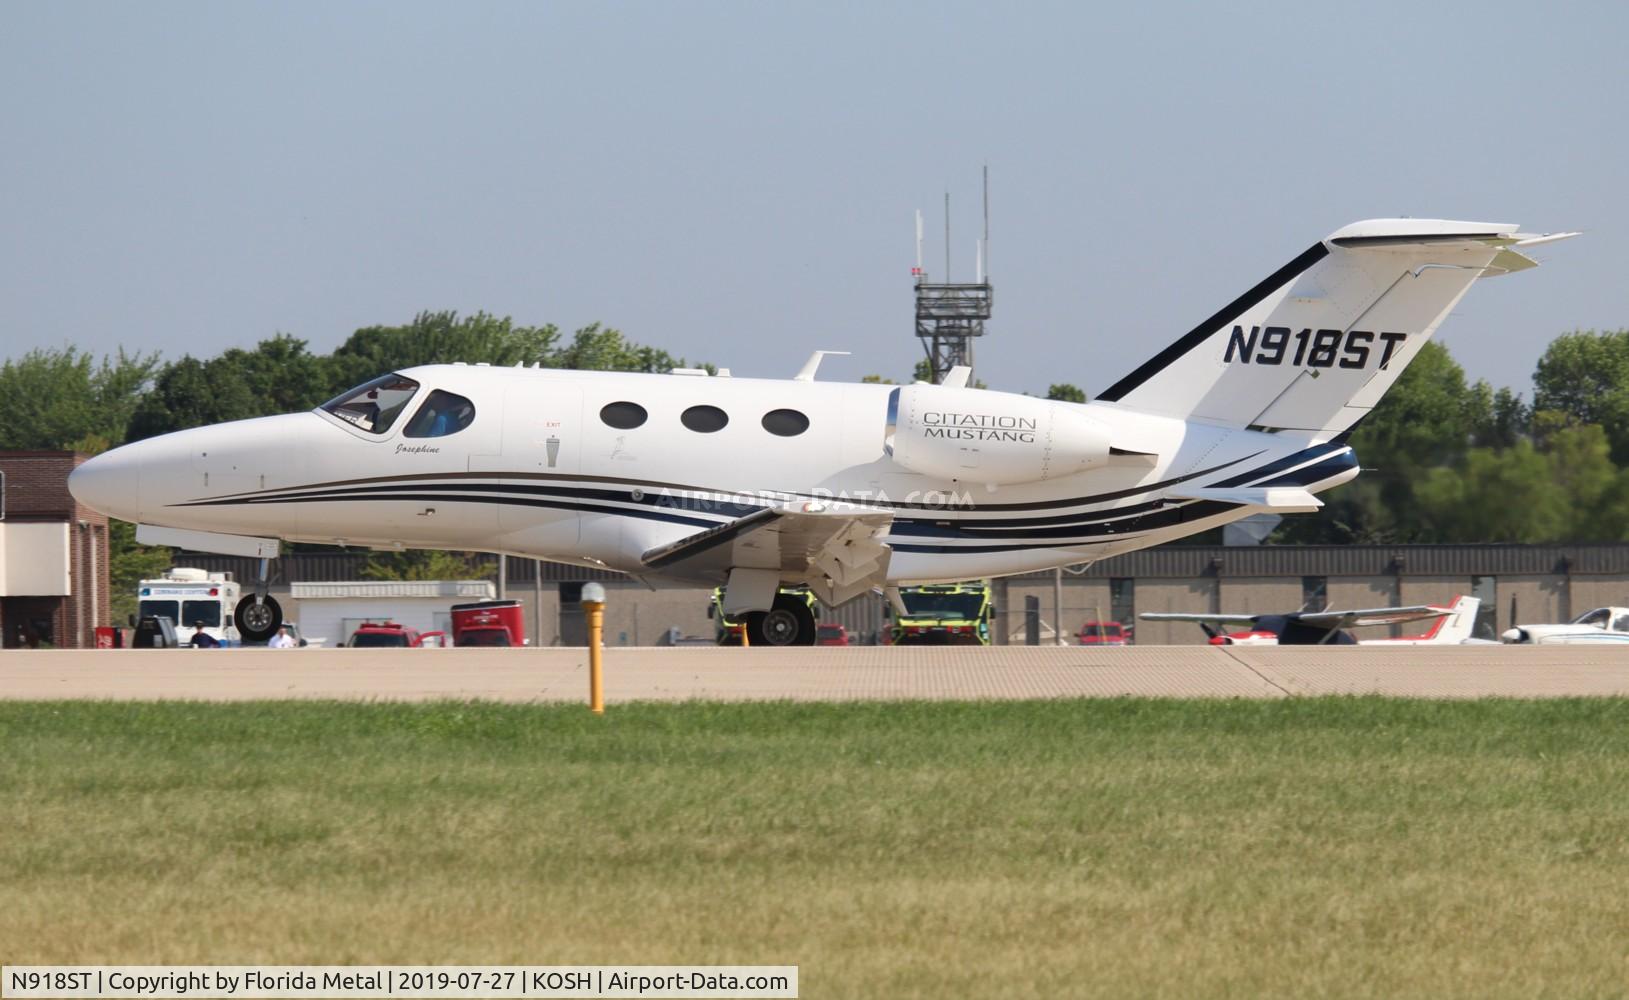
[2, 1, 1623, 398]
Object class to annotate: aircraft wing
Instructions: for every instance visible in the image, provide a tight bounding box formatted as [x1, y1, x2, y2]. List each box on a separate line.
[1138, 612, 1264, 627]
[1142, 606, 1451, 630]
[641, 503, 894, 607]
[1293, 606, 1449, 629]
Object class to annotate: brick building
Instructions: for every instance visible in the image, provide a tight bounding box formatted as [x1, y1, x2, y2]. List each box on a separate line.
[0, 451, 111, 648]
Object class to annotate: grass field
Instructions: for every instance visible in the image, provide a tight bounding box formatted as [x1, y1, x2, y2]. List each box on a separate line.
[3, 698, 1629, 998]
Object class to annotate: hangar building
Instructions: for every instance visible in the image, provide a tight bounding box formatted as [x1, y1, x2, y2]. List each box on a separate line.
[178, 543, 1629, 646]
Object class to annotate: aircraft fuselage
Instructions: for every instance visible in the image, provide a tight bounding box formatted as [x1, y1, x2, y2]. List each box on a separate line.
[69, 363, 1355, 585]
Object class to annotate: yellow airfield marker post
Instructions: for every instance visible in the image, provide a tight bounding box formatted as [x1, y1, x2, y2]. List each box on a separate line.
[582, 582, 606, 714]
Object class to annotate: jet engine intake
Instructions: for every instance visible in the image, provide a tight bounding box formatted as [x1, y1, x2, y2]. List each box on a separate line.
[884, 385, 1113, 484]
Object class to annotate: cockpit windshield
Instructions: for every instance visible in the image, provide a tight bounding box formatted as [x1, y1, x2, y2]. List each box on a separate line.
[1573, 608, 1612, 628]
[321, 374, 421, 434]
[900, 592, 986, 619]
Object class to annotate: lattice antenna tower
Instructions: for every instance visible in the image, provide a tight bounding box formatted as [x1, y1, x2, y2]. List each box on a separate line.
[914, 166, 993, 385]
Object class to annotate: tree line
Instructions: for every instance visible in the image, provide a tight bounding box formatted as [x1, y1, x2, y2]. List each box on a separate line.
[0, 311, 697, 452]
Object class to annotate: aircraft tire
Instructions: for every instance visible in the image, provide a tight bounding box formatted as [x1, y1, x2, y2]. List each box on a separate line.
[234, 594, 283, 644]
[747, 595, 817, 646]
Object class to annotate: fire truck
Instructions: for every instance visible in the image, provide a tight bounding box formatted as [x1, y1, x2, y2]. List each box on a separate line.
[891, 582, 993, 645]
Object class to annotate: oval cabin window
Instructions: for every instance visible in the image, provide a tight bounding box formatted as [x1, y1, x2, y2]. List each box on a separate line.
[600, 401, 648, 430]
[761, 408, 810, 437]
[680, 405, 729, 433]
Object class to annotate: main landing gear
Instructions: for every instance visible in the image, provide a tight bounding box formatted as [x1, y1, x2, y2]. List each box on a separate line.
[744, 592, 818, 647]
[233, 556, 283, 644]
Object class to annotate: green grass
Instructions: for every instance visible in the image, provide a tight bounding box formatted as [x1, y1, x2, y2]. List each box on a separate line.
[4, 699, 1629, 998]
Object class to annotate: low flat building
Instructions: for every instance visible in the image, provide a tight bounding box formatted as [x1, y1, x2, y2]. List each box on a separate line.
[287, 579, 498, 647]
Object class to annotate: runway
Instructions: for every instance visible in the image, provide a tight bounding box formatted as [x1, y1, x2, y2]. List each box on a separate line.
[1, 644, 1627, 700]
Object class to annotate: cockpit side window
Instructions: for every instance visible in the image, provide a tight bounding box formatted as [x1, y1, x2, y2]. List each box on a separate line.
[322, 374, 421, 434]
[404, 390, 477, 438]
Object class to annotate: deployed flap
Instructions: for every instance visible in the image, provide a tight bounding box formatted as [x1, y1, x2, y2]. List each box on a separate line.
[641, 503, 894, 607]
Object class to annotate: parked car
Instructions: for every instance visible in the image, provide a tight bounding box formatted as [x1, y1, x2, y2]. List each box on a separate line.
[131, 615, 179, 649]
[1078, 621, 1130, 646]
[816, 623, 850, 646]
[345, 622, 447, 648]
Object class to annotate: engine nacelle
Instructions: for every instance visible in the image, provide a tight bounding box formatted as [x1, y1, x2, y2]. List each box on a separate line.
[885, 385, 1113, 484]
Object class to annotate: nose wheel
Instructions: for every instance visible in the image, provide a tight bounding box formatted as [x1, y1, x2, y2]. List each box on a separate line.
[234, 556, 283, 645]
[235, 594, 283, 644]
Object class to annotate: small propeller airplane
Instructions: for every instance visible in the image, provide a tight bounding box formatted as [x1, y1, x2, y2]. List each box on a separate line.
[1502, 607, 1629, 644]
[1142, 595, 1483, 646]
[69, 218, 1573, 645]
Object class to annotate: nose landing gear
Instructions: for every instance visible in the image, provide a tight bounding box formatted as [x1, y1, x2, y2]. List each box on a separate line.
[234, 556, 283, 644]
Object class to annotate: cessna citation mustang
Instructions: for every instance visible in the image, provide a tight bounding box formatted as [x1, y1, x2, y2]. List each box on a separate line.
[70, 219, 1573, 645]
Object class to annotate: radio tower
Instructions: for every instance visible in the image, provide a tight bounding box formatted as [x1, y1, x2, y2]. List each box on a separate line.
[913, 167, 993, 385]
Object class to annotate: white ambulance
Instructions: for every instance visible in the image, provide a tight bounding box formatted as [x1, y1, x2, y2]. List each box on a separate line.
[137, 568, 242, 647]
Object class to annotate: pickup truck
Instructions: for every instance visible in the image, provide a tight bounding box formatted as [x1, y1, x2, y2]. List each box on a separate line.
[345, 622, 447, 648]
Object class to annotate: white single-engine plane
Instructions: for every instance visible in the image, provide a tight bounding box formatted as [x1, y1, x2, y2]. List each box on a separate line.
[70, 219, 1573, 645]
[1142, 595, 1483, 645]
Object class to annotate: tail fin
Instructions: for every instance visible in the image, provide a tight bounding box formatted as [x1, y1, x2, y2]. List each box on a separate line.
[1095, 220, 1575, 435]
[1424, 595, 1480, 644]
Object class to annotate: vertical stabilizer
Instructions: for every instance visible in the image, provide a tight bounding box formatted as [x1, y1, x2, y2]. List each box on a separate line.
[1096, 220, 1575, 437]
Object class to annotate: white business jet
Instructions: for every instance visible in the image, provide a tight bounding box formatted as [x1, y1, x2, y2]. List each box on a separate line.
[70, 219, 1572, 645]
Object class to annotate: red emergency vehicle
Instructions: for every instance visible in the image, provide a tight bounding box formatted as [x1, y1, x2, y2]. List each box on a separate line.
[345, 622, 447, 648]
[450, 600, 526, 647]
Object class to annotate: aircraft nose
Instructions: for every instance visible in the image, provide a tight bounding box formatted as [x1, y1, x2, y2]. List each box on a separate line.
[69, 446, 145, 521]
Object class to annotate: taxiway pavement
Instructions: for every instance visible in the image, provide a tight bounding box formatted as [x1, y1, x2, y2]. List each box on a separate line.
[0, 645, 1626, 701]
